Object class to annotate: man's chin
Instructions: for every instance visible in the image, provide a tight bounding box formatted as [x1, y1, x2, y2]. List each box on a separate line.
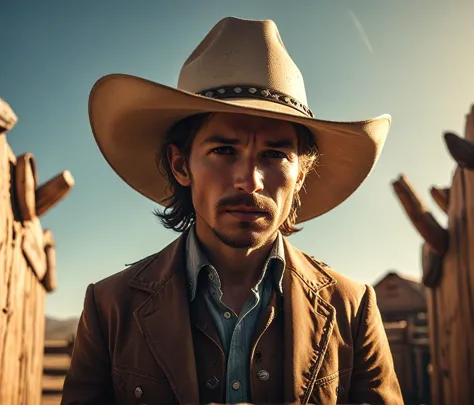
[210, 226, 267, 249]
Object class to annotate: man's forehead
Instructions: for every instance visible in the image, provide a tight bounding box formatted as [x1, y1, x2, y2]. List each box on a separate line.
[199, 112, 297, 138]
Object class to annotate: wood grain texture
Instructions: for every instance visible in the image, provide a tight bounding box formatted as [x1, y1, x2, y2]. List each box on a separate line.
[0, 100, 72, 405]
[0, 98, 18, 133]
[395, 104, 474, 405]
[392, 175, 449, 255]
[430, 186, 450, 214]
[36, 171, 74, 217]
[15, 153, 38, 221]
[42, 230, 56, 292]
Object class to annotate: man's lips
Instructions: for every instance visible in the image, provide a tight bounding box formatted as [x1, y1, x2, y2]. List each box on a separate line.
[224, 207, 269, 221]
[225, 206, 267, 213]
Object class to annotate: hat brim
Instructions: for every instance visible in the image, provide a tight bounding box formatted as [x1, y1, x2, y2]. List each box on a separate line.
[89, 73, 390, 224]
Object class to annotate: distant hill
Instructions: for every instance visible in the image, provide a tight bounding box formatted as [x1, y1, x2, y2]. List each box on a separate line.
[45, 316, 79, 340]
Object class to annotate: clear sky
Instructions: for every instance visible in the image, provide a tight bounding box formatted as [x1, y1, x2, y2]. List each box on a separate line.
[1, 1, 473, 319]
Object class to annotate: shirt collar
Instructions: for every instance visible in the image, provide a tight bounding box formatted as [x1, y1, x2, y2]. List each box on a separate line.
[185, 225, 286, 301]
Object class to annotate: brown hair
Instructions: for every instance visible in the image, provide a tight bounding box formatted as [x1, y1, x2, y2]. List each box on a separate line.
[153, 113, 319, 236]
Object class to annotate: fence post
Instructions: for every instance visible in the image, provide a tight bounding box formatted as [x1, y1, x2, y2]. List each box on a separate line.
[0, 98, 74, 405]
[392, 105, 474, 405]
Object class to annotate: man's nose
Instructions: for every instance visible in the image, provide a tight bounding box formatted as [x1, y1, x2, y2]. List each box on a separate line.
[234, 159, 264, 194]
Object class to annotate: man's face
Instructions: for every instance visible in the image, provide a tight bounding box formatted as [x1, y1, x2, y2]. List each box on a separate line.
[174, 112, 304, 249]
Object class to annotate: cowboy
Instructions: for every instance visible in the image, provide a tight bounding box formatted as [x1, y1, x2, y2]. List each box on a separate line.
[61, 17, 403, 405]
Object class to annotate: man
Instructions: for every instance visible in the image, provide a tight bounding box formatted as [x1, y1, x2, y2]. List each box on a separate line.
[62, 17, 403, 405]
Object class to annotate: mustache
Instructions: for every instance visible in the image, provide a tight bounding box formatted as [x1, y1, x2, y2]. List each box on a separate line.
[214, 194, 275, 213]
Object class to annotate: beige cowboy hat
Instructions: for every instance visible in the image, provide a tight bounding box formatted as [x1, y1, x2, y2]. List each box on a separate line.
[89, 17, 390, 224]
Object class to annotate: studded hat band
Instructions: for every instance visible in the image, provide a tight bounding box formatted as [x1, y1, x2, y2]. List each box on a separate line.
[197, 85, 314, 118]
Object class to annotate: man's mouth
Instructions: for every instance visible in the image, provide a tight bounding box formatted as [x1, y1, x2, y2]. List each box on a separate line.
[225, 206, 269, 221]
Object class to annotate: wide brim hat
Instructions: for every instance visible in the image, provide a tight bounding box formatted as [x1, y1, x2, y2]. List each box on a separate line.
[89, 17, 391, 224]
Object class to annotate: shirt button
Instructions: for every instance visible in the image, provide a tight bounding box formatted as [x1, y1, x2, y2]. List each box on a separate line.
[224, 311, 232, 319]
[257, 369, 270, 380]
[134, 386, 143, 398]
[232, 380, 241, 390]
[206, 376, 219, 389]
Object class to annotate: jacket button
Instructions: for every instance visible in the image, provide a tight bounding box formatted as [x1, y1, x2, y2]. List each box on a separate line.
[206, 376, 219, 389]
[232, 380, 241, 390]
[257, 370, 270, 381]
[336, 384, 344, 395]
[134, 386, 143, 398]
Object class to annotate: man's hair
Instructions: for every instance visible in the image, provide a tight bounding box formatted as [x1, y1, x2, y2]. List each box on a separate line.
[153, 113, 319, 236]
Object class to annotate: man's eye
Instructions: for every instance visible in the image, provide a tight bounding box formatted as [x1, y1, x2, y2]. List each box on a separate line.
[211, 146, 234, 155]
[265, 150, 287, 159]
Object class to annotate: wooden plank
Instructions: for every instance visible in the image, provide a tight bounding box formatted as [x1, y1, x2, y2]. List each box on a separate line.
[23, 262, 37, 405]
[34, 282, 46, 405]
[15, 153, 38, 222]
[18, 250, 31, 405]
[0, 134, 8, 387]
[22, 218, 46, 281]
[1, 223, 25, 404]
[462, 109, 474, 394]
[454, 170, 474, 400]
[36, 171, 74, 218]
[392, 175, 448, 255]
[44, 340, 69, 349]
[41, 374, 65, 393]
[41, 394, 62, 405]
[42, 230, 56, 292]
[430, 187, 450, 214]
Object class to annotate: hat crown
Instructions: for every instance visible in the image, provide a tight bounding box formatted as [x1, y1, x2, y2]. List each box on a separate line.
[178, 17, 308, 105]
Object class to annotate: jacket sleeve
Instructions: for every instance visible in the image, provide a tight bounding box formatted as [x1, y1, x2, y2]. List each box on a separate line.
[61, 283, 115, 405]
[348, 285, 405, 405]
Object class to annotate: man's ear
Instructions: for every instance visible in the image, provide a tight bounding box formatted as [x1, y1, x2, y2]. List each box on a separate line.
[295, 170, 306, 193]
[168, 144, 191, 187]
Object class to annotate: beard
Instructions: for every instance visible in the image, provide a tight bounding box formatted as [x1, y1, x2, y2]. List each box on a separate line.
[210, 220, 262, 249]
[209, 194, 296, 249]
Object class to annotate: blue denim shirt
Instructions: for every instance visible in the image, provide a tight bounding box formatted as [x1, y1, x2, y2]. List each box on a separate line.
[186, 225, 285, 404]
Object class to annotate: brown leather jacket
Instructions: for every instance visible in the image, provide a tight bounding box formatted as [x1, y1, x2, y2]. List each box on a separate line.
[61, 232, 403, 405]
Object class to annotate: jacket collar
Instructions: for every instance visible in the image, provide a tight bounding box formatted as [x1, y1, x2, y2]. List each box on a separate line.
[128, 230, 335, 295]
[128, 231, 337, 405]
[185, 225, 286, 301]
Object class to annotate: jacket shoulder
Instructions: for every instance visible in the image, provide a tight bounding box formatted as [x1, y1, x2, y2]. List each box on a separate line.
[306, 255, 370, 314]
[93, 252, 159, 293]
[309, 256, 367, 296]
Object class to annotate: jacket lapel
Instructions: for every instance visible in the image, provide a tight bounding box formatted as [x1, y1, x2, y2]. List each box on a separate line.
[282, 240, 337, 404]
[189, 287, 222, 348]
[128, 233, 200, 405]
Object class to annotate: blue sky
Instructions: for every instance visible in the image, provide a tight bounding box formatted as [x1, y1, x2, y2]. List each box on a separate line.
[2, 1, 473, 318]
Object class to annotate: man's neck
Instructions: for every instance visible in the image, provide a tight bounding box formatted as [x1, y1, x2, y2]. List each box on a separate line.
[194, 222, 278, 292]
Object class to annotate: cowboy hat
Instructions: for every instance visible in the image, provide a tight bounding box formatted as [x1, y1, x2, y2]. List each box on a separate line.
[88, 16, 390, 224]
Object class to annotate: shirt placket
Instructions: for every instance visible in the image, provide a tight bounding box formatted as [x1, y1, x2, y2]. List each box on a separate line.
[225, 285, 263, 403]
[204, 265, 275, 404]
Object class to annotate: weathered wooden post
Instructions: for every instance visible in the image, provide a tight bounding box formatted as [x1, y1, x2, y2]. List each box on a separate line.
[392, 105, 474, 405]
[0, 98, 74, 405]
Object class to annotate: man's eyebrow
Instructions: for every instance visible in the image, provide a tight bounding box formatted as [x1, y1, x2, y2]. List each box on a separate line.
[264, 139, 296, 149]
[200, 135, 240, 146]
[199, 135, 296, 149]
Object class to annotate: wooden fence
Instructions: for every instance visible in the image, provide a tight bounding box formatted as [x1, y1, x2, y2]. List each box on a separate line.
[393, 104, 474, 404]
[42, 339, 73, 405]
[0, 98, 74, 405]
[384, 316, 430, 405]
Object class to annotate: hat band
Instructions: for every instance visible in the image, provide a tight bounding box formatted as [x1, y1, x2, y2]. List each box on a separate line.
[197, 86, 314, 118]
